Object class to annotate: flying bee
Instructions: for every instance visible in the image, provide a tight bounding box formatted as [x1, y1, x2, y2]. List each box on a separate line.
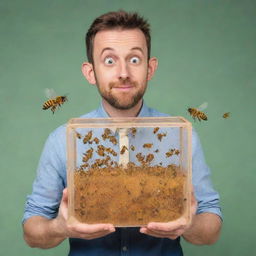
[153, 127, 159, 134]
[187, 102, 208, 122]
[143, 143, 153, 149]
[154, 149, 159, 153]
[130, 145, 135, 151]
[223, 112, 231, 119]
[42, 88, 68, 114]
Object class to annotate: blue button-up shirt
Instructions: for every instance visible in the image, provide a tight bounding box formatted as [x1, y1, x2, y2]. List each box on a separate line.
[23, 102, 221, 256]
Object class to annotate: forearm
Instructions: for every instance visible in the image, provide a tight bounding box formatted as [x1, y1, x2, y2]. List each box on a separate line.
[182, 212, 222, 245]
[23, 216, 67, 249]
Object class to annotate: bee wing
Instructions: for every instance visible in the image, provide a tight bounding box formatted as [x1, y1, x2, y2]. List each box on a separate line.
[44, 88, 57, 99]
[197, 102, 208, 111]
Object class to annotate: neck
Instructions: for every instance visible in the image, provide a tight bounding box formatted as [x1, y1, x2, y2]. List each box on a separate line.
[102, 99, 143, 117]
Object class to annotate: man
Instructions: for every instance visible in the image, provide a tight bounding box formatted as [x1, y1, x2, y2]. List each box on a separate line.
[23, 10, 222, 255]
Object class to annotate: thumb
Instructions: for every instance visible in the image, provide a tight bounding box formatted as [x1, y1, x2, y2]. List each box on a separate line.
[61, 187, 68, 205]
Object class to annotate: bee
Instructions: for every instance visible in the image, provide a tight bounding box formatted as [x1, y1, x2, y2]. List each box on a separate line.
[153, 127, 159, 134]
[42, 88, 68, 114]
[80, 163, 89, 169]
[130, 145, 135, 151]
[187, 102, 208, 122]
[82, 148, 93, 162]
[130, 127, 137, 137]
[157, 133, 167, 141]
[120, 145, 128, 154]
[146, 153, 154, 163]
[166, 149, 175, 158]
[136, 153, 145, 164]
[102, 128, 112, 140]
[154, 149, 159, 153]
[143, 143, 153, 149]
[83, 131, 93, 144]
[109, 136, 117, 145]
[75, 131, 82, 139]
[127, 162, 136, 168]
[223, 112, 231, 119]
[97, 145, 105, 157]
[106, 147, 117, 156]
[174, 149, 180, 155]
[93, 137, 100, 144]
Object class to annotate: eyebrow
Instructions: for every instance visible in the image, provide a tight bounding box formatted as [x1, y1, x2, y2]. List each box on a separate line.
[100, 47, 144, 56]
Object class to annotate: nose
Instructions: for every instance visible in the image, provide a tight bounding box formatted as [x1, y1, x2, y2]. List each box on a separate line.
[118, 60, 129, 80]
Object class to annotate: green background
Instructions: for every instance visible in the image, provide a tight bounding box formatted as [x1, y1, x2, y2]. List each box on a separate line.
[0, 0, 255, 255]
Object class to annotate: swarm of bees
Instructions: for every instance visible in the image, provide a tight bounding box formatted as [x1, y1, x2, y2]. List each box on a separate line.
[76, 126, 181, 171]
[42, 88, 68, 114]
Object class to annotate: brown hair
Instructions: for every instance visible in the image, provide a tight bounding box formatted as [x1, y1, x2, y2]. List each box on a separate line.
[86, 10, 151, 64]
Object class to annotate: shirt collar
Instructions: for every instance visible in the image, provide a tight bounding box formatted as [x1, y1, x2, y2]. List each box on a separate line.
[96, 100, 151, 118]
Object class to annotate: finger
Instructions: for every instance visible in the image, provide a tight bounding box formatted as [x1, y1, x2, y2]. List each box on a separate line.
[79, 229, 115, 240]
[142, 226, 185, 237]
[140, 227, 180, 240]
[147, 218, 187, 231]
[191, 191, 198, 215]
[141, 226, 184, 236]
[62, 188, 68, 205]
[69, 223, 115, 234]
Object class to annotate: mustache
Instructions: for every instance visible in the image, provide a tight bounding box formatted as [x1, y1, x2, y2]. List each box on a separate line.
[109, 78, 138, 88]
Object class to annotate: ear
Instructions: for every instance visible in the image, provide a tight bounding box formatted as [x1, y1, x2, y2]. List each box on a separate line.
[147, 57, 158, 81]
[81, 62, 96, 85]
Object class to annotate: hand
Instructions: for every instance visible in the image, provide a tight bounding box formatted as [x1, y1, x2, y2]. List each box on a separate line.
[140, 189, 197, 240]
[54, 188, 115, 240]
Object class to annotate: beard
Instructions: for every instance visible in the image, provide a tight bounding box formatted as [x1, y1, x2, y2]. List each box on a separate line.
[96, 77, 147, 110]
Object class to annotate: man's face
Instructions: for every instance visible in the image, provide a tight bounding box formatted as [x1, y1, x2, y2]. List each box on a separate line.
[92, 29, 150, 110]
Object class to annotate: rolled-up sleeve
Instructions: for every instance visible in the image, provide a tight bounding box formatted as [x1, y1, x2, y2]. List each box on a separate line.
[22, 128, 66, 224]
[192, 129, 222, 219]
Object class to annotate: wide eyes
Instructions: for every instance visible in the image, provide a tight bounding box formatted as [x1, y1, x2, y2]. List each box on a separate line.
[130, 56, 140, 64]
[104, 56, 140, 65]
[104, 57, 115, 65]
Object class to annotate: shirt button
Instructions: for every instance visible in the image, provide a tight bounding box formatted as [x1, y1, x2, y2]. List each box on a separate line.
[122, 246, 128, 251]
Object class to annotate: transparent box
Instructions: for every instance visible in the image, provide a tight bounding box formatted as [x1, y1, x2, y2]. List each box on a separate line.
[67, 117, 192, 227]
